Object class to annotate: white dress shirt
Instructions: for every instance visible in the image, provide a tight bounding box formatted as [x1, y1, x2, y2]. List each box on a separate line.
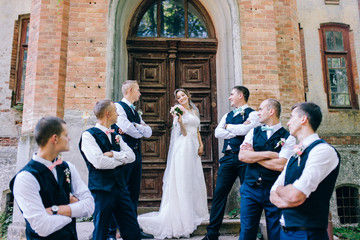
[114, 98, 152, 139]
[241, 123, 296, 160]
[81, 123, 135, 169]
[13, 154, 94, 237]
[215, 104, 260, 140]
[271, 133, 339, 197]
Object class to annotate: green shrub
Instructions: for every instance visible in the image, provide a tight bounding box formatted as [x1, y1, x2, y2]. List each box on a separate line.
[0, 207, 13, 240]
[334, 226, 360, 240]
[228, 197, 241, 219]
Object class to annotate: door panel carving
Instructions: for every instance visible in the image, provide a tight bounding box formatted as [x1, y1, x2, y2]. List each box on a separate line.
[128, 39, 217, 208]
[131, 54, 167, 87]
[178, 57, 211, 88]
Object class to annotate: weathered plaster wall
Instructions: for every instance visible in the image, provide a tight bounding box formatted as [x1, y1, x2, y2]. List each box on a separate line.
[0, 0, 31, 211]
[330, 145, 360, 226]
[0, 1, 30, 136]
[298, 0, 360, 226]
[298, 0, 360, 134]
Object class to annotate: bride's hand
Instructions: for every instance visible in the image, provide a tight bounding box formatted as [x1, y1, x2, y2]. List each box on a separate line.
[198, 144, 204, 156]
[177, 113, 183, 124]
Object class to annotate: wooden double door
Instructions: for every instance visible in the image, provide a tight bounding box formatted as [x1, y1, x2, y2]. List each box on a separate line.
[127, 38, 218, 208]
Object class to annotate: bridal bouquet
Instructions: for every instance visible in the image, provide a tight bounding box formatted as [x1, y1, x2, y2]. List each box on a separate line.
[170, 105, 185, 117]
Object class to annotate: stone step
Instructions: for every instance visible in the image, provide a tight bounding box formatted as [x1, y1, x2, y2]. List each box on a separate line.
[76, 219, 241, 240]
[192, 218, 240, 236]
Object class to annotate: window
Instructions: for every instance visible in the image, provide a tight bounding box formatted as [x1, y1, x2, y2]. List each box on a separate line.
[320, 23, 357, 109]
[135, 0, 208, 38]
[11, 15, 30, 104]
[336, 186, 360, 224]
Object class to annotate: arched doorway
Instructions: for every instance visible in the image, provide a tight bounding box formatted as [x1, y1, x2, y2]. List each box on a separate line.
[127, 0, 218, 208]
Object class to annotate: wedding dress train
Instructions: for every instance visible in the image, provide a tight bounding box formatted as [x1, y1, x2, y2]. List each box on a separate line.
[138, 109, 209, 239]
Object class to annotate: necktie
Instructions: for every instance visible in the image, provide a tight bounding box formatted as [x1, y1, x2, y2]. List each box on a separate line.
[48, 158, 63, 171]
[106, 129, 115, 135]
[130, 104, 136, 110]
[233, 107, 242, 114]
[261, 126, 274, 132]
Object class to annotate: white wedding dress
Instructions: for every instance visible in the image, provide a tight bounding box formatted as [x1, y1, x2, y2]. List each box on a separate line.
[138, 108, 209, 239]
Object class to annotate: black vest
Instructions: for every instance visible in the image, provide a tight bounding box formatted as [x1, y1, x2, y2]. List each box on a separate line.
[9, 160, 77, 240]
[79, 127, 125, 191]
[282, 139, 340, 229]
[111, 101, 141, 150]
[244, 126, 290, 187]
[222, 108, 255, 153]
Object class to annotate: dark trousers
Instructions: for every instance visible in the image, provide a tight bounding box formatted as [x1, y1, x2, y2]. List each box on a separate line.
[206, 152, 247, 239]
[108, 149, 142, 238]
[239, 183, 280, 240]
[123, 148, 142, 214]
[92, 186, 141, 240]
[280, 228, 329, 240]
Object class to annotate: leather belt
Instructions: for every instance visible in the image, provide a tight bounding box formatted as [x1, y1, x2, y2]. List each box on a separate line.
[224, 150, 239, 154]
[281, 226, 324, 232]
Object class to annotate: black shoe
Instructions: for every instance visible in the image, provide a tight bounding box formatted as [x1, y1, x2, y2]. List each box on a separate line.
[201, 235, 218, 240]
[140, 231, 154, 239]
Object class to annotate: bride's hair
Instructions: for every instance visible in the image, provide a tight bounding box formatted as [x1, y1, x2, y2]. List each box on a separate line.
[174, 88, 192, 109]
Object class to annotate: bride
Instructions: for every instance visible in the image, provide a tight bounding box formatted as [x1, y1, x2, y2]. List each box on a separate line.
[138, 89, 209, 239]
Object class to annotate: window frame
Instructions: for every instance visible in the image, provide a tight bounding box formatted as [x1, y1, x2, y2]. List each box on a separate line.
[13, 15, 30, 105]
[319, 23, 358, 109]
[129, 0, 215, 39]
[336, 185, 360, 224]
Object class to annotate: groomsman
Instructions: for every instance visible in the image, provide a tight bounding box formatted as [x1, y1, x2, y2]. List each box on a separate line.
[110, 80, 153, 239]
[10, 117, 94, 239]
[270, 102, 340, 240]
[202, 86, 260, 240]
[79, 99, 141, 240]
[238, 99, 296, 240]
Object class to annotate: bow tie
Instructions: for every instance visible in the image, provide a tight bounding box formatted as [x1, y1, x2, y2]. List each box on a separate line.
[48, 157, 63, 171]
[130, 104, 136, 110]
[233, 108, 243, 114]
[261, 126, 274, 132]
[106, 129, 115, 135]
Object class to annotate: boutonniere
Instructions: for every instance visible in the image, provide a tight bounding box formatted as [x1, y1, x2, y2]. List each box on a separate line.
[275, 138, 286, 149]
[115, 135, 121, 145]
[137, 109, 143, 116]
[64, 168, 71, 188]
[293, 145, 304, 166]
[240, 110, 245, 120]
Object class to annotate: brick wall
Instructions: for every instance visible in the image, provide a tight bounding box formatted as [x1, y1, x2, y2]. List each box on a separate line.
[275, 0, 305, 118]
[321, 135, 360, 146]
[0, 137, 18, 147]
[238, 0, 280, 108]
[22, 0, 70, 133]
[238, 0, 304, 116]
[64, 0, 108, 111]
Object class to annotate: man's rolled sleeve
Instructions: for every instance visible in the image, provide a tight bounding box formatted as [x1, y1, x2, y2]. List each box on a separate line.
[291, 144, 339, 198]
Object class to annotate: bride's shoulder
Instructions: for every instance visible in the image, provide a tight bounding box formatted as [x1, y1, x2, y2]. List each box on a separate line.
[189, 108, 199, 117]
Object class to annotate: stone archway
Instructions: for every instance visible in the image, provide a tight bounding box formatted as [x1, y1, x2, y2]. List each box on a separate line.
[107, 0, 244, 112]
[107, 0, 244, 208]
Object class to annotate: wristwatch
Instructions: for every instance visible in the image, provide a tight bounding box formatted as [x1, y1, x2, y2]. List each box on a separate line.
[51, 205, 59, 215]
